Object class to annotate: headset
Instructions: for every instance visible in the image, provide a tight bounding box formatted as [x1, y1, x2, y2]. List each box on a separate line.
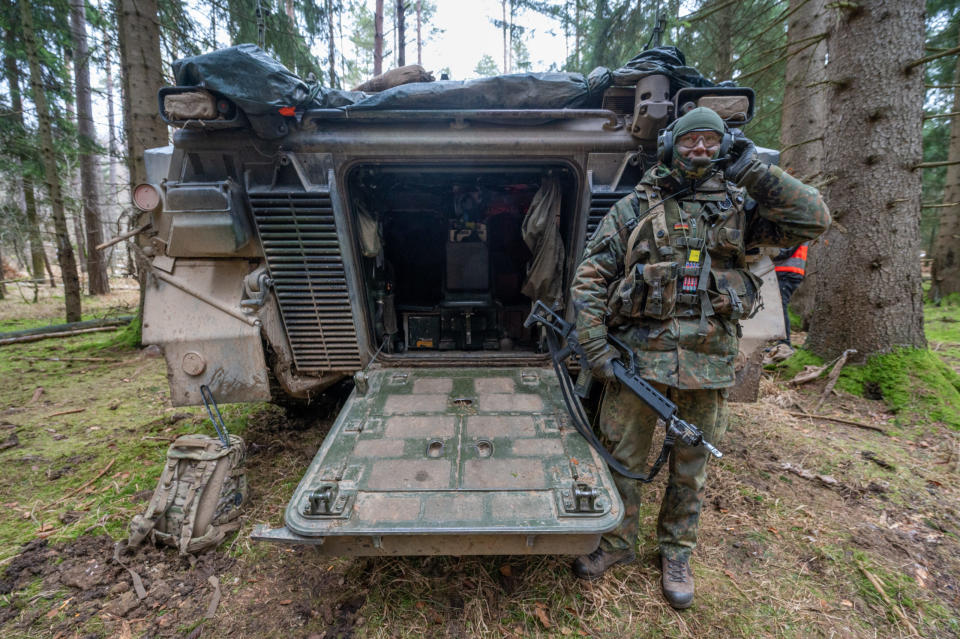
[656, 117, 734, 167]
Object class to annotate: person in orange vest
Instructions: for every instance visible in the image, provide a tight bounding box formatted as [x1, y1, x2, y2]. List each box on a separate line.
[773, 243, 808, 345]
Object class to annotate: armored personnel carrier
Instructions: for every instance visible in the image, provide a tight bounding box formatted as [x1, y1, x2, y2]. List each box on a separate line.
[137, 45, 783, 555]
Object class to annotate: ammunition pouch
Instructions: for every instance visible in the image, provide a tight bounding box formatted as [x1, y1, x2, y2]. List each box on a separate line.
[709, 268, 763, 320]
[641, 261, 679, 319]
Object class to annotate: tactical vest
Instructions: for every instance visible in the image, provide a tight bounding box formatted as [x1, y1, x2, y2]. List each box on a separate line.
[774, 243, 808, 276]
[607, 180, 763, 335]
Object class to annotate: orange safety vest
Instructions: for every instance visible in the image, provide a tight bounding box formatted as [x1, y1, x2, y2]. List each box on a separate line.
[774, 244, 808, 276]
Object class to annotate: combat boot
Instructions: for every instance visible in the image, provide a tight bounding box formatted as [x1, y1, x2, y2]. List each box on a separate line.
[661, 555, 695, 609]
[571, 547, 636, 580]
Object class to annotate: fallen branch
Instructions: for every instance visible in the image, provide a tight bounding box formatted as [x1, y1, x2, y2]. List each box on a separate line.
[815, 349, 856, 412]
[856, 561, 920, 637]
[14, 356, 120, 363]
[47, 408, 86, 418]
[1, 326, 126, 346]
[788, 411, 887, 434]
[44, 459, 115, 511]
[790, 364, 828, 385]
[778, 462, 840, 488]
[0, 316, 135, 346]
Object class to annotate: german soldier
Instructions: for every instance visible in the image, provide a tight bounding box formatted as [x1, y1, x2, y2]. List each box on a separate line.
[569, 106, 831, 608]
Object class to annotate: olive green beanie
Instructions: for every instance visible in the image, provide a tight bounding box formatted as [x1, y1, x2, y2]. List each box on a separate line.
[673, 106, 724, 138]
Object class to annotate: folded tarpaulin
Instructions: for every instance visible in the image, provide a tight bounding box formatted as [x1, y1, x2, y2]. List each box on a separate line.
[521, 176, 566, 307]
[612, 46, 718, 94]
[344, 66, 613, 111]
[172, 44, 364, 114]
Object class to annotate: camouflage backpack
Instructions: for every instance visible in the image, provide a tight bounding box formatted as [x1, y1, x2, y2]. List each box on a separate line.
[128, 432, 247, 555]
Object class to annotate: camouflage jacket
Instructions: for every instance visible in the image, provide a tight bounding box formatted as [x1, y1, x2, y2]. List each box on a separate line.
[570, 160, 831, 389]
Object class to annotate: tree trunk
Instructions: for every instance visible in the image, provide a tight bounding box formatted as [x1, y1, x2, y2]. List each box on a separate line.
[326, 0, 337, 87]
[104, 15, 121, 264]
[501, 0, 508, 73]
[779, 0, 829, 327]
[20, 0, 82, 322]
[929, 30, 960, 301]
[711, 0, 734, 81]
[42, 245, 56, 288]
[63, 52, 88, 277]
[3, 32, 47, 283]
[416, 0, 422, 65]
[71, 0, 110, 294]
[116, 0, 168, 191]
[806, 0, 927, 359]
[574, 0, 581, 69]
[396, 0, 405, 67]
[374, 0, 384, 76]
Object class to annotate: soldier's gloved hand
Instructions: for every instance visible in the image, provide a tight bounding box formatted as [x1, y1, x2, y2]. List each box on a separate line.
[724, 130, 759, 184]
[581, 338, 618, 383]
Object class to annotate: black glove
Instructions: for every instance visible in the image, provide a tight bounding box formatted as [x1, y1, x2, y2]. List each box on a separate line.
[580, 338, 618, 383]
[724, 130, 758, 184]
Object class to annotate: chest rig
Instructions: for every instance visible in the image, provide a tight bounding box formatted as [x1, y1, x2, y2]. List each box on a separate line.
[617, 178, 749, 337]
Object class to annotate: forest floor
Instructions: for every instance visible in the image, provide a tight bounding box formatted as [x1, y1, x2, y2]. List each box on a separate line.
[0, 282, 958, 638]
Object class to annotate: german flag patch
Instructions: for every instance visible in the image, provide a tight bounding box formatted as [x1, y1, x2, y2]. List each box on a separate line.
[673, 222, 690, 231]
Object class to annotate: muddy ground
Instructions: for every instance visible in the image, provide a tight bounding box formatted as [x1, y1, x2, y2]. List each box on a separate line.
[0, 288, 959, 638]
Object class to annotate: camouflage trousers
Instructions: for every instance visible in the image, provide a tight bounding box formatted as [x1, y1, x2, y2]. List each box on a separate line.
[597, 381, 728, 560]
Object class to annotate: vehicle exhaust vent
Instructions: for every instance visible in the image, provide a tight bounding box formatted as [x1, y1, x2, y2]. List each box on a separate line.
[249, 190, 362, 374]
[587, 190, 633, 239]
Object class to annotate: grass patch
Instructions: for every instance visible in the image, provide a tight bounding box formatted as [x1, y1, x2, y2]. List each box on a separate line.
[833, 348, 960, 428]
[769, 347, 824, 379]
[773, 337, 960, 428]
[787, 305, 803, 332]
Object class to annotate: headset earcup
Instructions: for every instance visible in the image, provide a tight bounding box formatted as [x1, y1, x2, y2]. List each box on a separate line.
[719, 130, 733, 158]
[657, 127, 674, 167]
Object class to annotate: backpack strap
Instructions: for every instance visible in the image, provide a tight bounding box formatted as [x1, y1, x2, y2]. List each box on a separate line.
[128, 456, 179, 547]
[176, 457, 220, 554]
[639, 184, 673, 252]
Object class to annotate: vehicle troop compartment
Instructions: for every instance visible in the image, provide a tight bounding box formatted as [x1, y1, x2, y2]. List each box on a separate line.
[343, 163, 580, 360]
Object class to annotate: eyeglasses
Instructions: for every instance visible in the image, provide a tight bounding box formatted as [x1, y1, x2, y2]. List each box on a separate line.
[676, 131, 722, 150]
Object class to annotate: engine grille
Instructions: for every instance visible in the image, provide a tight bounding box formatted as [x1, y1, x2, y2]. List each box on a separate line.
[586, 190, 633, 240]
[249, 191, 362, 374]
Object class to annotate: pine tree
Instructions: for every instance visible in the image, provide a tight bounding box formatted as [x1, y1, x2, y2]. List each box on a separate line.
[20, 0, 82, 322]
[71, 0, 110, 295]
[806, 0, 928, 358]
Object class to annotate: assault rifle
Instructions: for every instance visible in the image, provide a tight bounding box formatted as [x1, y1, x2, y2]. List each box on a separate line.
[525, 301, 721, 481]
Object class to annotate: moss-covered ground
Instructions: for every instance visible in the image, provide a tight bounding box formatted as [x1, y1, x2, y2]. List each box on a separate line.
[0, 284, 958, 638]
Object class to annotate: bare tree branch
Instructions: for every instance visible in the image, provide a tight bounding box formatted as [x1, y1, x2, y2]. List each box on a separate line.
[904, 45, 960, 71]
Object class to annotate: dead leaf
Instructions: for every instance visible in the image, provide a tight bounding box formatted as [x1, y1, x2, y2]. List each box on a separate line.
[533, 602, 552, 629]
[29, 387, 44, 404]
[840, 600, 853, 607]
[278, 599, 292, 605]
[560, 628, 573, 636]
[499, 564, 513, 577]
[117, 620, 133, 639]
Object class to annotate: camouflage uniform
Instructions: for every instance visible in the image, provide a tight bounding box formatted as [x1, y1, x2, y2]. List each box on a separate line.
[570, 156, 830, 560]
